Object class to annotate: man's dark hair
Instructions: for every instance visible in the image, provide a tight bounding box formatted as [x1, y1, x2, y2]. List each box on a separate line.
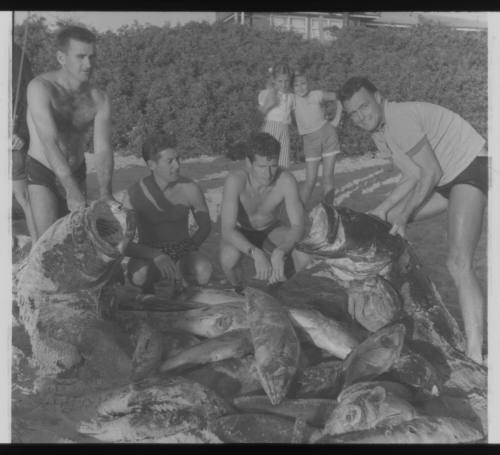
[141, 132, 177, 163]
[56, 26, 96, 52]
[246, 132, 280, 163]
[338, 77, 378, 103]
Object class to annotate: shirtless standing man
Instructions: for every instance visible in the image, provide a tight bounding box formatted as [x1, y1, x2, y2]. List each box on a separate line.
[339, 76, 488, 364]
[220, 132, 310, 290]
[26, 25, 114, 240]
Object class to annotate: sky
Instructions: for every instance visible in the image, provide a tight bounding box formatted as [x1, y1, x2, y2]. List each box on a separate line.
[12, 11, 488, 32]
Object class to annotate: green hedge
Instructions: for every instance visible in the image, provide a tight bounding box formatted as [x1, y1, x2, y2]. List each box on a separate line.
[14, 18, 487, 158]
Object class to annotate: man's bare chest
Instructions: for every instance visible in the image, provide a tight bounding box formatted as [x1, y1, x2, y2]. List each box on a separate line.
[51, 90, 97, 132]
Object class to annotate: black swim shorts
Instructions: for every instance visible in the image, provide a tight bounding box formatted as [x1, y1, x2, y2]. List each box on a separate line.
[26, 155, 87, 216]
[12, 147, 28, 181]
[435, 156, 488, 200]
[237, 222, 280, 253]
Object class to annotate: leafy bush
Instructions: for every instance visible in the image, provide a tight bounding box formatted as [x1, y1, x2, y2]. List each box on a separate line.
[14, 18, 486, 157]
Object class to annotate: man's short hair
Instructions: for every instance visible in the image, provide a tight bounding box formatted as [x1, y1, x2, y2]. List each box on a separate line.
[141, 132, 177, 163]
[56, 26, 96, 52]
[338, 77, 378, 103]
[246, 132, 280, 163]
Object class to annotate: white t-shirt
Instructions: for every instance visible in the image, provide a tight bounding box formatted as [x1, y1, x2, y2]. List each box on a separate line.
[372, 100, 486, 186]
[258, 89, 293, 124]
[293, 90, 327, 135]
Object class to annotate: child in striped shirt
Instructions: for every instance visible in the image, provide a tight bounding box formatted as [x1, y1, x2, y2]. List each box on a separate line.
[258, 63, 294, 168]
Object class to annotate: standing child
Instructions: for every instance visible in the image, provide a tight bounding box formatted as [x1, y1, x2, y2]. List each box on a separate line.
[258, 64, 294, 168]
[292, 69, 342, 206]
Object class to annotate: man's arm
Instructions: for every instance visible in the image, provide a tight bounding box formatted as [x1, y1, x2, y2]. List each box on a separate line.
[187, 182, 212, 249]
[27, 78, 85, 208]
[395, 137, 442, 220]
[93, 90, 114, 200]
[220, 173, 256, 255]
[117, 189, 177, 281]
[276, 172, 305, 254]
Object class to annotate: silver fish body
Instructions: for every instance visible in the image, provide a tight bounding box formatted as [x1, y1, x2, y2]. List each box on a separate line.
[159, 329, 253, 373]
[288, 307, 361, 359]
[245, 287, 301, 405]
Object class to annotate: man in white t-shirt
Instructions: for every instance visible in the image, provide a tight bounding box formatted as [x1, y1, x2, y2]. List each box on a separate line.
[339, 76, 488, 365]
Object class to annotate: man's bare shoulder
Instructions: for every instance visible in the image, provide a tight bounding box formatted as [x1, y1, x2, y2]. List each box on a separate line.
[276, 168, 299, 188]
[225, 168, 247, 186]
[28, 73, 59, 95]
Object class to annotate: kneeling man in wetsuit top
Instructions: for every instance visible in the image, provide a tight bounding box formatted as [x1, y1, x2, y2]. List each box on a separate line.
[117, 132, 213, 292]
[220, 132, 311, 291]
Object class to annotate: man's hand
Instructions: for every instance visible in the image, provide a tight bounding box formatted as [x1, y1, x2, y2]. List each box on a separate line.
[152, 253, 177, 282]
[269, 248, 286, 284]
[252, 248, 273, 281]
[12, 134, 25, 151]
[387, 210, 409, 237]
[66, 187, 87, 212]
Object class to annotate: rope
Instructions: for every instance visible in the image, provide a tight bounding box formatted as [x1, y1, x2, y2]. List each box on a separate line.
[13, 11, 30, 125]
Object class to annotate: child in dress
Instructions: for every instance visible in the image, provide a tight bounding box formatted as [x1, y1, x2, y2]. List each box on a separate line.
[292, 69, 343, 205]
[258, 64, 294, 168]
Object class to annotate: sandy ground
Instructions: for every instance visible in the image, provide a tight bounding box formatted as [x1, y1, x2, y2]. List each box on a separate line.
[11, 153, 488, 442]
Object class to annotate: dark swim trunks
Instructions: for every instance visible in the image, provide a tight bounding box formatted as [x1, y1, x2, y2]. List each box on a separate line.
[26, 155, 87, 216]
[147, 238, 197, 263]
[237, 222, 280, 253]
[435, 156, 488, 199]
[12, 147, 28, 180]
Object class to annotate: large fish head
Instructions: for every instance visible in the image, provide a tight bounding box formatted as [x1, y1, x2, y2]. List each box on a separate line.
[297, 202, 343, 258]
[88, 200, 137, 257]
[343, 323, 406, 386]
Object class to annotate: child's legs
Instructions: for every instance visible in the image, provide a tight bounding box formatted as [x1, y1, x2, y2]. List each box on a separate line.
[263, 121, 290, 168]
[301, 158, 321, 206]
[320, 123, 341, 199]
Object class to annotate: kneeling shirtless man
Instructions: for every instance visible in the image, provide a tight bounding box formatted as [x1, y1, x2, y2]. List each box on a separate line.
[220, 132, 310, 291]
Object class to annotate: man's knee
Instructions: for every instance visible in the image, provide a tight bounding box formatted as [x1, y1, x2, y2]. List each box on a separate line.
[219, 242, 241, 271]
[182, 253, 213, 286]
[446, 252, 473, 280]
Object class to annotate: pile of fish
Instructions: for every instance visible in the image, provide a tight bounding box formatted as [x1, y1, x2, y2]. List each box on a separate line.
[14, 199, 487, 443]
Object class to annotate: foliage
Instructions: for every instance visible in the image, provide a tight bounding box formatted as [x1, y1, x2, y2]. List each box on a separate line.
[14, 17, 487, 157]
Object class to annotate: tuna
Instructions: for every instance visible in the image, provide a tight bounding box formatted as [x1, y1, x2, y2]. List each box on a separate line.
[245, 287, 301, 405]
[16, 200, 136, 378]
[96, 376, 231, 419]
[150, 302, 248, 338]
[342, 323, 406, 387]
[180, 287, 247, 307]
[315, 382, 417, 439]
[347, 276, 402, 332]
[297, 203, 406, 281]
[159, 329, 253, 373]
[297, 202, 485, 407]
[288, 307, 361, 359]
[314, 416, 483, 444]
[211, 413, 314, 443]
[79, 409, 207, 443]
[233, 396, 336, 428]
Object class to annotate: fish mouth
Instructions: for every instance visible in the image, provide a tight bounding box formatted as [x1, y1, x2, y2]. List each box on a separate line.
[297, 202, 343, 257]
[88, 200, 137, 256]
